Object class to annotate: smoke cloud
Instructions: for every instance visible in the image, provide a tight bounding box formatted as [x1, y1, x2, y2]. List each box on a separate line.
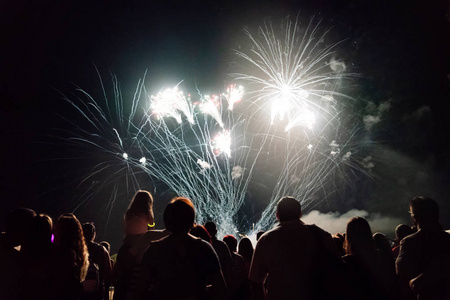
[232, 165, 244, 179]
[329, 57, 346, 73]
[302, 209, 403, 238]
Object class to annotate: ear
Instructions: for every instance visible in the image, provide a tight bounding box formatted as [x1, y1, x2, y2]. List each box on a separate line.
[276, 211, 280, 220]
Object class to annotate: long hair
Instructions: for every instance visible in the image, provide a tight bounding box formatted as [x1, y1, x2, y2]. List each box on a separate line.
[54, 213, 89, 281]
[344, 217, 376, 257]
[238, 237, 254, 263]
[125, 190, 154, 225]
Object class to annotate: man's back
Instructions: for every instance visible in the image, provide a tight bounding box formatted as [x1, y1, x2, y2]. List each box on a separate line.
[250, 220, 337, 300]
[138, 233, 222, 300]
[396, 228, 450, 299]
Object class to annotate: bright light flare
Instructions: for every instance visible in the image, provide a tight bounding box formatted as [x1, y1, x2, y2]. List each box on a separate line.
[199, 94, 224, 127]
[150, 86, 194, 124]
[211, 130, 231, 157]
[223, 84, 244, 111]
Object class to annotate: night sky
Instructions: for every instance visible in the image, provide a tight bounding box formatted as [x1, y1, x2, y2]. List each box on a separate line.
[1, 0, 448, 252]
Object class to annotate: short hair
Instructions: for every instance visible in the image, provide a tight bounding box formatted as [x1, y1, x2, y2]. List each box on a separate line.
[410, 196, 439, 224]
[164, 197, 195, 233]
[204, 221, 217, 237]
[31, 214, 53, 244]
[276, 196, 301, 222]
[223, 235, 237, 252]
[395, 224, 413, 241]
[6, 207, 36, 247]
[82, 222, 96, 242]
[190, 225, 211, 243]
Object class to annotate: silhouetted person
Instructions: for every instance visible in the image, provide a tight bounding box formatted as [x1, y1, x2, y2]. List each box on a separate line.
[113, 190, 168, 300]
[392, 224, 414, 259]
[191, 224, 212, 243]
[373, 232, 394, 262]
[100, 240, 115, 270]
[332, 234, 345, 256]
[135, 197, 227, 300]
[237, 236, 253, 277]
[19, 214, 59, 300]
[205, 221, 234, 288]
[223, 235, 250, 300]
[396, 196, 450, 299]
[82, 222, 112, 300]
[343, 217, 398, 300]
[0, 208, 36, 300]
[52, 213, 90, 300]
[249, 196, 342, 300]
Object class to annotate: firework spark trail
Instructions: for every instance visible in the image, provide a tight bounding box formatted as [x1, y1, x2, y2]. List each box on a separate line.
[139, 100, 259, 236]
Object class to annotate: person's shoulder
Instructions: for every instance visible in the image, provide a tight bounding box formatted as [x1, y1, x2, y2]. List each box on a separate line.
[233, 252, 245, 263]
[307, 223, 330, 234]
[401, 230, 420, 244]
[91, 241, 106, 250]
[214, 239, 228, 248]
[256, 227, 279, 242]
[149, 234, 170, 247]
[193, 235, 214, 249]
[143, 229, 170, 243]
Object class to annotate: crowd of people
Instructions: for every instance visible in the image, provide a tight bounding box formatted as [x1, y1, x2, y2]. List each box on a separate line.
[1, 191, 449, 300]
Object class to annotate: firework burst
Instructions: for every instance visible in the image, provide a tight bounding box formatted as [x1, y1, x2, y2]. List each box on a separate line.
[54, 16, 369, 238]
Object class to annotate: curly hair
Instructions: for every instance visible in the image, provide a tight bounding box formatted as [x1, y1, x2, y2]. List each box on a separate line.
[55, 213, 90, 282]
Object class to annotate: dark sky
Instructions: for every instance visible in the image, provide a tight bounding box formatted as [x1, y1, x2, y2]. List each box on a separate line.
[1, 0, 448, 251]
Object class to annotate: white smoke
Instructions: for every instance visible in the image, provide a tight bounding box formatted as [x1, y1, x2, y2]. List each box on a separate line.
[401, 105, 431, 122]
[329, 57, 346, 73]
[363, 115, 381, 131]
[231, 165, 244, 179]
[197, 159, 212, 170]
[302, 209, 403, 237]
[363, 100, 391, 131]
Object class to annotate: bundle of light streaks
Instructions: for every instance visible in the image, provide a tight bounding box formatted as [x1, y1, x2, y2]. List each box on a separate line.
[231, 16, 369, 234]
[233, 15, 353, 132]
[61, 76, 254, 237]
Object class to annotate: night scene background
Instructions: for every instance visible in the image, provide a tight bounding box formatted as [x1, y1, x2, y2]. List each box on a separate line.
[1, 0, 448, 253]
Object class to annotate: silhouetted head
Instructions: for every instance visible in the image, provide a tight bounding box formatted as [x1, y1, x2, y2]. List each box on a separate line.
[409, 196, 440, 228]
[395, 224, 413, 242]
[82, 222, 96, 242]
[223, 235, 238, 252]
[190, 224, 211, 243]
[30, 214, 53, 247]
[332, 235, 345, 256]
[345, 217, 375, 256]
[238, 237, 254, 263]
[373, 232, 392, 255]
[276, 196, 301, 222]
[125, 190, 155, 225]
[204, 221, 217, 237]
[5, 207, 36, 247]
[164, 197, 195, 234]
